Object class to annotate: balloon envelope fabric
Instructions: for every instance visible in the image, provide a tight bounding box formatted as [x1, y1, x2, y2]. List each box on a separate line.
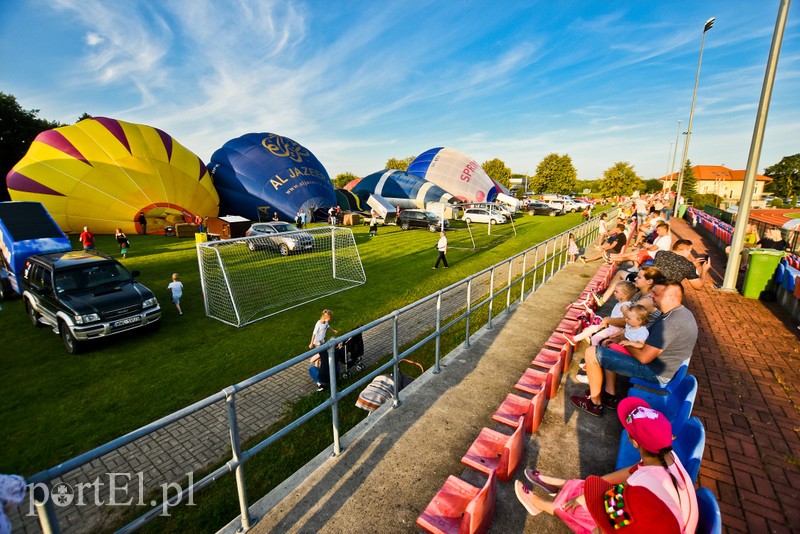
[407, 147, 500, 203]
[208, 133, 336, 222]
[6, 117, 219, 235]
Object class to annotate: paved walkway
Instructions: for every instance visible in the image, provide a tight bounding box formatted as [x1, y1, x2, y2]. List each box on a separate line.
[230, 216, 800, 533]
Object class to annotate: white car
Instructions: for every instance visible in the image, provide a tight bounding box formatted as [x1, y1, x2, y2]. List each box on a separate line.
[462, 208, 507, 225]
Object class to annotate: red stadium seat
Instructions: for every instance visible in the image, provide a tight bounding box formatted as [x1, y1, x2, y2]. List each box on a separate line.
[555, 318, 582, 335]
[416, 471, 497, 534]
[461, 422, 525, 482]
[531, 347, 565, 397]
[492, 390, 547, 433]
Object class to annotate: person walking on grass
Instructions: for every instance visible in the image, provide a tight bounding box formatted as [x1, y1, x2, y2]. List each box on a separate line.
[433, 231, 448, 269]
[167, 273, 183, 316]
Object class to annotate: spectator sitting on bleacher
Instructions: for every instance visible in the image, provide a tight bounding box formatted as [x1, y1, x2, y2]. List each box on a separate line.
[596, 239, 711, 306]
[572, 280, 697, 417]
[515, 397, 698, 532]
[607, 222, 672, 267]
[564, 281, 637, 348]
[580, 223, 627, 264]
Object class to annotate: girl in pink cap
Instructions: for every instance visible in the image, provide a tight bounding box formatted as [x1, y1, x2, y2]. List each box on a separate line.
[514, 397, 698, 533]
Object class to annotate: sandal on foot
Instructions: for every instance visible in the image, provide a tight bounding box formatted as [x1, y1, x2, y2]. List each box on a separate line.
[524, 469, 559, 496]
[515, 481, 542, 516]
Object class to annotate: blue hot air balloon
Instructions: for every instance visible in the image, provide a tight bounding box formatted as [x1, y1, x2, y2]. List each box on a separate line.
[208, 133, 336, 221]
[407, 147, 500, 203]
[345, 169, 457, 210]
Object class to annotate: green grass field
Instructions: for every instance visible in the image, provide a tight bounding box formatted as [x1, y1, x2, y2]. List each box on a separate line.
[0, 210, 595, 531]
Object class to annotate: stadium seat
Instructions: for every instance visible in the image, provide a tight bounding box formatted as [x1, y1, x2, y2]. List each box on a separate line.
[461, 422, 525, 482]
[555, 318, 582, 335]
[544, 333, 573, 365]
[673, 417, 705, 483]
[530, 348, 565, 398]
[696, 487, 722, 534]
[615, 415, 706, 482]
[630, 363, 689, 396]
[492, 391, 547, 434]
[416, 471, 497, 534]
[629, 375, 698, 436]
[514, 367, 550, 397]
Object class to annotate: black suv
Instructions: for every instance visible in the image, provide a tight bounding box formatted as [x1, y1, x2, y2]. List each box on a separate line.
[21, 251, 161, 354]
[397, 210, 450, 232]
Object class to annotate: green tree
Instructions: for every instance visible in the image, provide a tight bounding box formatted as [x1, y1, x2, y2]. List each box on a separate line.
[642, 178, 663, 194]
[481, 158, 512, 189]
[384, 156, 415, 171]
[680, 159, 698, 199]
[764, 154, 800, 203]
[76, 112, 93, 123]
[598, 162, 642, 198]
[530, 153, 577, 194]
[333, 172, 358, 188]
[0, 92, 64, 200]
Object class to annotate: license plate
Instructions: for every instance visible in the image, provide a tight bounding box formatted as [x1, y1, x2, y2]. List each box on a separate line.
[112, 316, 141, 328]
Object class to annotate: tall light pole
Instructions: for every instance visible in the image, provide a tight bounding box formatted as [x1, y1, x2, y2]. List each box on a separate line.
[665, 142, 674, 188]
[669, 120, 683, 189]
[673, 17, 715, 217]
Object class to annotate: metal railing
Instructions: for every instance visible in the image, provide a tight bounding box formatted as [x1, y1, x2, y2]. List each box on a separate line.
[24, 210, 614, 533]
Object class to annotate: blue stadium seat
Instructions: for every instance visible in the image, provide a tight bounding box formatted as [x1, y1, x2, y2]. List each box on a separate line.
[630, 363, 688, 396]
[629, 375, 698, 436]
[696, 487, 722, 534]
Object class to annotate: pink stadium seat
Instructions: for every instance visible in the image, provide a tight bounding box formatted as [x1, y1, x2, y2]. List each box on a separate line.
[416, 471, 497, 534]
[555, 318, 582, 335]
[544, 333, 572, 362]
[531, 348, 564, 398]
[492, 390, 547, 433]
[461, 422, 525, 482]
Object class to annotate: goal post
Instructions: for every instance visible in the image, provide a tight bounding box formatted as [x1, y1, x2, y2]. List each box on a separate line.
[197, 226, 366, 327]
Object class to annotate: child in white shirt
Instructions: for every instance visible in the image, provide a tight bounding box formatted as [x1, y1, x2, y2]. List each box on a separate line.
[167, 273, 183, 315]
[564, 280, 637, 347]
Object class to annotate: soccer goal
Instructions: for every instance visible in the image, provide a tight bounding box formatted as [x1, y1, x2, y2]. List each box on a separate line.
[197, 226, 366, 327]
[446, 202, 518, 250]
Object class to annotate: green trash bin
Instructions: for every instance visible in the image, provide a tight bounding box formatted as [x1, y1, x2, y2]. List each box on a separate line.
[741, 249, 785, 299]
[677, 204, 688, 218]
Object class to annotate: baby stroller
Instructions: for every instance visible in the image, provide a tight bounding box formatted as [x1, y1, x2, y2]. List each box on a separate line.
[335, 332, 365, 379]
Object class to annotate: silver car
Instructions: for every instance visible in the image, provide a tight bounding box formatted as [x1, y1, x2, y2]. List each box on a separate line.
[244, 222, 315, 255]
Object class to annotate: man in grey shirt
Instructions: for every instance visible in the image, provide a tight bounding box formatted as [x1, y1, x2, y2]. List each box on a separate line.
[572, 280, 698, 417]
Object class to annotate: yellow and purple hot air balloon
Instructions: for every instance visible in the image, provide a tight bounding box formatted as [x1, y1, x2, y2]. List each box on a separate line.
[6, 117, 219, 235]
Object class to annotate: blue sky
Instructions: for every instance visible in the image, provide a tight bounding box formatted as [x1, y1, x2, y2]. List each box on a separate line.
[2, 1, 798, 182]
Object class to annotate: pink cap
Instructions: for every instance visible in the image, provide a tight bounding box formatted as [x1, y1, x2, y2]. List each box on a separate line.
[617, 397, 673, 454]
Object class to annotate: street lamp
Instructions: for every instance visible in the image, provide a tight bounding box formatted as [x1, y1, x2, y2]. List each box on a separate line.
[669, 120, 683, 189]
[673, 17, 715, 216]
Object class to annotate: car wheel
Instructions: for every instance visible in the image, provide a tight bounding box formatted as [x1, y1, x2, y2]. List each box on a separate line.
[26, 300, 43, 327]
[549, 211, 556, 217]
[0, 279, 12, 301]
[401, 222, 410, 230]
[60, 321, 83, 354]
[490, 219, 496, 225]
[279, 243, 289, 256]
[464, 218, 472, 224]
[247, 240, 257, 251]
[428, 224, 438, 232]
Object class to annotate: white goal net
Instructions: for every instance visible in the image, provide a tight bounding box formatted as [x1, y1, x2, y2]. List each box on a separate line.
[197, 226, 366, 327]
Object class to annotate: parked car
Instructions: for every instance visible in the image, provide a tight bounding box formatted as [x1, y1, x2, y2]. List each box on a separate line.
[469, 202, 514, 218]
[21, 250, 161, 354]
[527, 201, 562, 216]
[462, 208, 507, 225]
[397, 210, 449, 232]
[244, 222, 315, 255]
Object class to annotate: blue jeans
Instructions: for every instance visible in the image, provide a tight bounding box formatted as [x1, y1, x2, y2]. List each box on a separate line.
[595, 345, 659, 383]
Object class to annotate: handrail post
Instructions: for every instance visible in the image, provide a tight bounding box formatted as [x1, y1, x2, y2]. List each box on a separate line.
[520, 252, 527, 304]
[487, 267, 495, 330]
[505, 256, 513, 314]
[532, 246, 539, 291]
[33, 484, 60, 534]
[327, 345, 342, 454]
[464, 278, 472, 348]
[392, 312, 401, 407]
[224, 387, 252, 531]
[434, 291, 442, 373]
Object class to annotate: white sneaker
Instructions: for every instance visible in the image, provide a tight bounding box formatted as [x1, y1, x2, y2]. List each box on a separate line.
[575, 373, 589, 384]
